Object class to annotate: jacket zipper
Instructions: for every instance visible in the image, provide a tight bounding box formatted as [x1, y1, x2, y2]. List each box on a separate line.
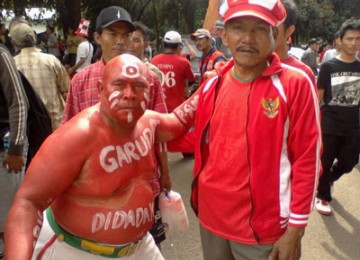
[190, 123, 210, 216]
[191, 75, 222, 216]
[246, 81, 260, 242]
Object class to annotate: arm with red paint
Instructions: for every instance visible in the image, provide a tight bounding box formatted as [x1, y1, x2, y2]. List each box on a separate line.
[155, 86, 200, 154]
[4, 119, 91, 259]
[150, 70, 172, 192]
[166, 130, 196, 153]
[152, 86, 199, 146]
[4, 54, 199, 258]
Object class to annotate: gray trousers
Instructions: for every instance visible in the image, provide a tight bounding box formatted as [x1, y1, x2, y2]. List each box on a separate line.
[0, 146, 27, 232]
[200, 225, 272, 260]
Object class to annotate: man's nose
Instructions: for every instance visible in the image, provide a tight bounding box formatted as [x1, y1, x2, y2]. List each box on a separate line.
[123, 85, 136, 99]
[116, 34, 126, 45]
[240, 31, 256, 44]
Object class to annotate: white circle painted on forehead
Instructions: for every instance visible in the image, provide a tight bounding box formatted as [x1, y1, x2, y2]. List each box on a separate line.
[122, 64, 141, 79]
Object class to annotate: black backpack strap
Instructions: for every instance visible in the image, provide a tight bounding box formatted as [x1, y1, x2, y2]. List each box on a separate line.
[18, 71, 52, 168]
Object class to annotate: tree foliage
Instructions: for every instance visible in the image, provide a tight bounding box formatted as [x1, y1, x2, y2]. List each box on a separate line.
[296, 0, 335, 42]
[0, 0, 358, 46]
[295, 0, 358, 44]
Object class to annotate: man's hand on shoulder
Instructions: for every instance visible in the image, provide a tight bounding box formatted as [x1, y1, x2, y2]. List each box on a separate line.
[269, 226, 305, 260]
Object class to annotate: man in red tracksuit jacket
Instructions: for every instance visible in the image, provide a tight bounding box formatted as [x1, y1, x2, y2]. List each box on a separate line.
[190, 28, 227, 85]
[169, 0, 322, 259]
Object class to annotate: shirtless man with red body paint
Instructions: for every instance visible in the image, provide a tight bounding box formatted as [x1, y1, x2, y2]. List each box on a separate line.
[4, 54, 197, 259]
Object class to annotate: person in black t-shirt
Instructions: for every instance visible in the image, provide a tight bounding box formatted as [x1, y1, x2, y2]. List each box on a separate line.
[316, 18, 360, 215]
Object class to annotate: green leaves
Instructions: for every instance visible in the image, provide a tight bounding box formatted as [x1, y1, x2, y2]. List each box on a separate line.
[297, 0, 358, 44]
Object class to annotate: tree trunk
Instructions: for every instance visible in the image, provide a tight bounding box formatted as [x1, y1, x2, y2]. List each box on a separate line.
[13, 0, 26, 16]
[183, 0, 196, 33]
[152, 0, 160, 51]
[56, 0, 81, 36]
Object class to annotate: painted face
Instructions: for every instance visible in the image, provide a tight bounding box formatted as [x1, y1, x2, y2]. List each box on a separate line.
[100, 54, 152, 127]
[129, 30, 145, 59]
[95, 22, 133, 63]
[223, 17, 277, 69]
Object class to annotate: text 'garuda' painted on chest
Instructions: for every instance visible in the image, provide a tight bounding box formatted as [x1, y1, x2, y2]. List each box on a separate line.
[99, 119, 160, 172]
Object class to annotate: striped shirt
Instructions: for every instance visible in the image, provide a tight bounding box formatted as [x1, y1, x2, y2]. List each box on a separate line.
[0, 44, 28, 155]
[62, 60, 105, 123]
[145, 59, 168, 197]
[15, 47, 69, 130]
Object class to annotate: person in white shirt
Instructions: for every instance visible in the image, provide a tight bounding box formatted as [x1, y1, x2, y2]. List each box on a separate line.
[322, 31, 341, 64]
[45, 26, 60, 59]
[68, 19, 94, 75]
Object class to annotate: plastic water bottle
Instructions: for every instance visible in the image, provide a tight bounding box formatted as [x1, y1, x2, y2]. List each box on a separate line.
[2, 131, 10, 151]
[159, 190, 189, 237]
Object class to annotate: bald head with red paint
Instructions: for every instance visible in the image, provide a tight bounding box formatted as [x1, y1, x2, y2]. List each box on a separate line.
[99, 54, 153, 128]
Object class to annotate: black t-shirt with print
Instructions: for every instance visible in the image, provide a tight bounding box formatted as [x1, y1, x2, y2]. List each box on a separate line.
[318, 57, 360, 136]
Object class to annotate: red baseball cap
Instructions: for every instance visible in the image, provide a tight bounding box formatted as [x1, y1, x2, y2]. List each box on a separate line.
[219, 0, 286, 27]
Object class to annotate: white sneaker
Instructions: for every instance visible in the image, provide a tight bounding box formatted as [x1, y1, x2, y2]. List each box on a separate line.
[316, 199, 332, 215]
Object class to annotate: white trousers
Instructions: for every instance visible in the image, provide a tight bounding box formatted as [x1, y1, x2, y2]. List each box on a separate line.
[32, 211, 164, 260]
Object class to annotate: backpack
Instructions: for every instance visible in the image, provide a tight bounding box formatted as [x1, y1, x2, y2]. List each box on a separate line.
[18, 71, 52, 168]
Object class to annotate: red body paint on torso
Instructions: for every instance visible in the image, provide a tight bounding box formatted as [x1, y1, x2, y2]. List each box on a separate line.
[44, 109, 161, 244]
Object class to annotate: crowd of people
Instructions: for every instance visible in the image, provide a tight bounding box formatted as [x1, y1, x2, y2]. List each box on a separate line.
[0, 0, 359, 259]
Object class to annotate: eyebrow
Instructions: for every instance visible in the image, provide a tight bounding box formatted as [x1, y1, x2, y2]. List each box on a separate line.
[111, 78, 125, 84]
[111, 77, 147, 85]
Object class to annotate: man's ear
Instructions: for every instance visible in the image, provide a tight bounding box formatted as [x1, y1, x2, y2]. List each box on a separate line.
[272, 26, 279, 43]
[222, 29, 229, 48]
[285, 25, 295, 39]
[335, 37, 341, 48]
[94, 32, 101, 45]
[144, 40, 150, 49]
[270, 26, 279, 46]
[98, 80, 104, 93]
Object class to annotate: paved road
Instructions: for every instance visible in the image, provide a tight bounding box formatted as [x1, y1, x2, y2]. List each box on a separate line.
[162, 153, 360, 260]
[1, 153, 357, 259]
